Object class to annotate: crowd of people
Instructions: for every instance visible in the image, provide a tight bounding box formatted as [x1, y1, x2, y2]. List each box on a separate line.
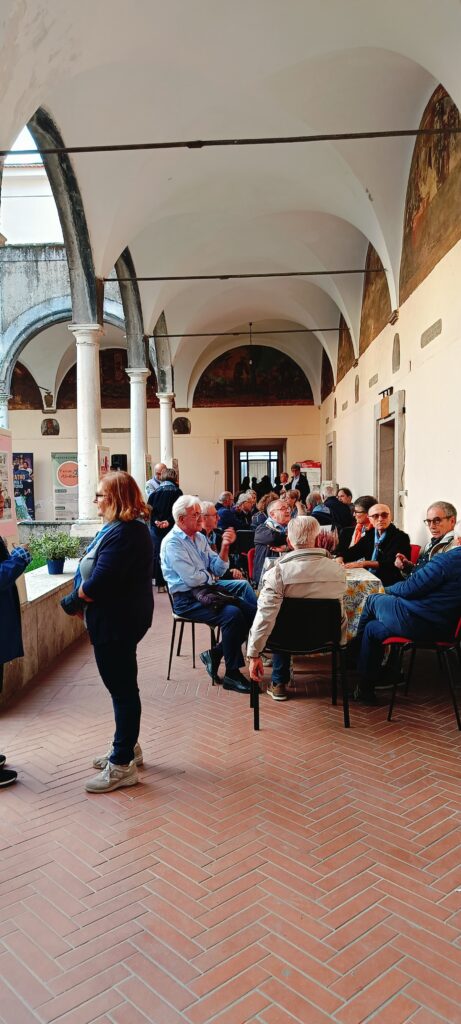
[2, 464, 460, 792]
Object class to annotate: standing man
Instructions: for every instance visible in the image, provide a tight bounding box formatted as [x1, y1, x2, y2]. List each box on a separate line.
[286, 464, 310, 503]
[395, 500, 456, 577]
[145, 462, 166, 498]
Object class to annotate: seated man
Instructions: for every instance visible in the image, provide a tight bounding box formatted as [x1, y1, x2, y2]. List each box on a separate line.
[339, 503, 410, 586]
[161, 495, 257, 693]
[215, 490, 234, 513]
[395, 500, 457, 577]
[324, 484, 355, 530]
[217, 492, 254, 531]
[248, 516, 346, 701]
[254, 497, 292, 587]
[355, 527, 461, 701]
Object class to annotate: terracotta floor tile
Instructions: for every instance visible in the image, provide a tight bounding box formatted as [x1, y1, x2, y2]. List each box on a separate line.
[1, 607, 461, 1023]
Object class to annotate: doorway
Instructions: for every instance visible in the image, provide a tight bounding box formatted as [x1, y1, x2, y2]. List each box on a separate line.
[378, 418, 395, 511]
[225, 439, 286, 493]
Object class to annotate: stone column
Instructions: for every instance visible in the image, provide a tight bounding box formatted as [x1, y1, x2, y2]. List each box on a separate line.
[126, 367, 150, 490]
[0, 383, 10, 429]
[68, 323, 102, 525]
[156, 392, 175, 466]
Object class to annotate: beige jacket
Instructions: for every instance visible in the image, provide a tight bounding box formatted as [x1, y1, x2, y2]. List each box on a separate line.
[247, 548, 347, 657]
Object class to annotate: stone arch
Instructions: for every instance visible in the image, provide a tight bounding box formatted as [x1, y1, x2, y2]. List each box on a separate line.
[149, 312, 173, 393]
[27, 108, 102, 323]
[115, 247, 148, 368]
[0, 297, 124, 393]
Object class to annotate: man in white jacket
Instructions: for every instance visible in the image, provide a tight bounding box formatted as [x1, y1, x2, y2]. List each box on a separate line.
[247, 516, 346, 701]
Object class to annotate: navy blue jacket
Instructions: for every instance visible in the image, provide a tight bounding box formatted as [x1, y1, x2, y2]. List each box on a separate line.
[386, 547, 461, 637]
[82, 520, 154, 646]
[0, 540, 29, 666]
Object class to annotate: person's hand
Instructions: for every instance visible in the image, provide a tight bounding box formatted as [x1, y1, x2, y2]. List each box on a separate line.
[156, 519, 169, 529]
[395, 553, 410, 570]
[249, 656, 264, 682]
[336, 556, 344, 564]
[222, 527, 236, 545]
[78, 585, 93, 602]
[230, 568, 243, 579]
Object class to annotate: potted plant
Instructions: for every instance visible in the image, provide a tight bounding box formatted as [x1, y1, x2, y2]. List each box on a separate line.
[29, 531, 80, 575]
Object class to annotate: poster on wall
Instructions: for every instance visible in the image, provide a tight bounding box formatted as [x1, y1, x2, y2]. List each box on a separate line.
[51, 452, 78, 520]
[97, 446, 110, 478]
[13, 452, 35, 520]
[145, 454, 153, 483]
[298, 460, 322, 489]
[0, 430, 15, 535]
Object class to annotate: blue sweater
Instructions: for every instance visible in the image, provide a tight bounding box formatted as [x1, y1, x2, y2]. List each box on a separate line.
[82, 520, 154, 645]
[386, 547, 461, 637]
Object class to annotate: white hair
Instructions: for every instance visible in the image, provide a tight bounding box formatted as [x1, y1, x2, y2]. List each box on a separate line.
[322, 482, 337, 497]
[454, 520, 461, 539]
[172, 494, 200, 523]
[200, 500, 216, 514]
[287, 515, 320, 548]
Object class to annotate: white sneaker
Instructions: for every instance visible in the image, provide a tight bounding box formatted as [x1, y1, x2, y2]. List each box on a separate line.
[85, 760, 138, 793]
[93, 741, 143, 770]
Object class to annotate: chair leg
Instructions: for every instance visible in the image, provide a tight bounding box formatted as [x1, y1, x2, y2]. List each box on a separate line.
[331, 647, 338, 706]
[338, 646, 350, 728]
[167, 621, 177, 680]
[176, 621, 185, 656]
[251, 680, 260, 731]
[405, 645, 416, 695]
[440, 649, 461, 731]
[387, 676, 399, 721]
[209, 627, 217, 685]
[192, 622, 196, 668]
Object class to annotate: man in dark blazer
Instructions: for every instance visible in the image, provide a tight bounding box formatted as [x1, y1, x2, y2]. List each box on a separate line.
[339, 502, 410, 586]
[285, 464, 310, 503]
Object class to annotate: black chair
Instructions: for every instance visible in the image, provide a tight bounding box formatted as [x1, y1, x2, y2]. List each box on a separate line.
[383, 616, 461, 729]
[263, 597, 350, 728]
[166, 588, 220, 683]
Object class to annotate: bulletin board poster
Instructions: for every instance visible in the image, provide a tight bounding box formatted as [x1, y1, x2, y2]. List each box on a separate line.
[52, 452, 78, 520]
[13, 452, 35, 520]
[98, 446, 110, 478]
[299, 460, 322, 489]
[0, 430, 16, 536]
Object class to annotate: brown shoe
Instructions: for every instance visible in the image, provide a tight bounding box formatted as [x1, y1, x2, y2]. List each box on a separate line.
[267, 683, 288, 701]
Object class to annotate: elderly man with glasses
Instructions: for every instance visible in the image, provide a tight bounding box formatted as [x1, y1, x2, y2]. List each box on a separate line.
[339, 502, 410, 586]
[395, 501, 457, 577]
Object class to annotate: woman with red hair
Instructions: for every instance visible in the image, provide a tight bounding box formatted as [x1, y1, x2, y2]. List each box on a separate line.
[77, 471, 154, 792]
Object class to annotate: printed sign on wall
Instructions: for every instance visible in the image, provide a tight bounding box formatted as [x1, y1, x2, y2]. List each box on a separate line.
[0, 431, 15, 535]
[13, 452, 35, 520]
[51, 452, 78, 520]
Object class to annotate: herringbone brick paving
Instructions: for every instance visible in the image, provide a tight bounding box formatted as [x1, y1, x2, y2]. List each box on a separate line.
[1, 594, 461, 1022]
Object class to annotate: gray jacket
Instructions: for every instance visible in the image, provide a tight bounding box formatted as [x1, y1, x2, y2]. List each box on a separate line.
[247, 547, 347, 657]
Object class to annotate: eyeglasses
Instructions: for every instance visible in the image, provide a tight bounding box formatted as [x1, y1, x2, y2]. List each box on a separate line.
[94, 492, 105, 499]
[423, 516, 450, 526]
[353, 510, 367, 517]
[369, 512, 391, 519]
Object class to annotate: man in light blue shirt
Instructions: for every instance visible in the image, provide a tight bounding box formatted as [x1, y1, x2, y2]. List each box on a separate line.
[161, 496, 257, 694]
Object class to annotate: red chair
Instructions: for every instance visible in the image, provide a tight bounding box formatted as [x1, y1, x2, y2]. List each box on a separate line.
[410, 544, 421, 564]
[247, 547, 255, 583]
[384, 616, 461, 729]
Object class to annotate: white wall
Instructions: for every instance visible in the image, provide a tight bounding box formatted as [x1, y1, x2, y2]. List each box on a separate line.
[320, 240, 461, 547]
[0, 166, 63, 244]
[10, 404, 320, 518]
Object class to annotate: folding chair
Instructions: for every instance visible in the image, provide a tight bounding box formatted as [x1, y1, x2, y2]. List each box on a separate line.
[264, 598, 350, 727]
[166, 588, 220, 683]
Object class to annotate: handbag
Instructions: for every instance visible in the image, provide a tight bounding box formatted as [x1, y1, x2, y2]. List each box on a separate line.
[191, 584, 244, 612]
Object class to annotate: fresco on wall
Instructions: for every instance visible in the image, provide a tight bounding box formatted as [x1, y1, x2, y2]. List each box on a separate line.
[9, 362, 42, 409]
[321, 348, 334, 402]
[336, 316, 355, 383]
[193, 345, 313, 406]
[359, 244, 391, 354]
[400, 85, 461, 303]
[57, 349, 159, 408]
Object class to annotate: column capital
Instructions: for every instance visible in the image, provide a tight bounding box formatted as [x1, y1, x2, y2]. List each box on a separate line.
[68, 323, 103, 343]
[156, 391, 175, 404]
[126, 367, 151, 383]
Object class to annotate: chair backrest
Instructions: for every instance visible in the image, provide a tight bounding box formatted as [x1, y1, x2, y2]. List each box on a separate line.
[453, 615, 461, 641]
[266, 598, 342, 653]
[410, 543, 421, 564]
[247, 547, 255, 580]
[234, 529, 255, 554]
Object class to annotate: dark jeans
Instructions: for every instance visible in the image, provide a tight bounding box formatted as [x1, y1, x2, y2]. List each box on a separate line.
[150, 527, 165, 586]
[271, 652, 291, 685]
[356, 593, 428, 682]
[173, 579, 257, 671]
[93, 642, 141, 765]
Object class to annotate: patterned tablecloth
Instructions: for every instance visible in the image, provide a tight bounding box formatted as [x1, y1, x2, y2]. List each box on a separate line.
[344, 568, 385, 641]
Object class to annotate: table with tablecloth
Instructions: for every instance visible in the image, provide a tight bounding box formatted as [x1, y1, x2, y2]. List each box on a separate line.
[344, 567, 385, 641]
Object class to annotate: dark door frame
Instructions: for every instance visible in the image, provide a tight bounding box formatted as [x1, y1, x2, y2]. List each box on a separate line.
[225, 438, 286, 493]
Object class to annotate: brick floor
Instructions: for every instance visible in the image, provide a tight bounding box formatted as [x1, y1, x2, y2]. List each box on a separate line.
[1, 592, 461, 1023]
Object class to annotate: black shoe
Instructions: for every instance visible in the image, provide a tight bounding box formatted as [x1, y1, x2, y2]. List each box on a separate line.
[200, 649, 222, 682]
[222, 672, 251, 694]
[0, 768, 17, 787]
[0, 753, 6, 768]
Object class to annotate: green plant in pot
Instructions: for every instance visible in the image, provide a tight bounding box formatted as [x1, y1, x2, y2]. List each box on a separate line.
[29, 532, 80, 575]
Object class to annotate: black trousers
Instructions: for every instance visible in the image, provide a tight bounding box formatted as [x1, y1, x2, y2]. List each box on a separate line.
[93, 642, 141, 765]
